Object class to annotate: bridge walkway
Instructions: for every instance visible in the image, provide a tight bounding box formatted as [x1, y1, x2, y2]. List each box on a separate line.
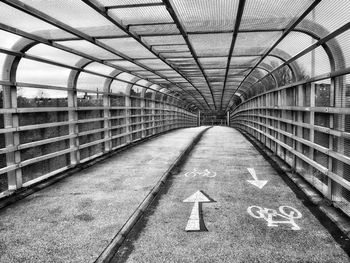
[0, 127, 207, 263]
[0, 126, 349, 262]
[113, 127, 350, 263]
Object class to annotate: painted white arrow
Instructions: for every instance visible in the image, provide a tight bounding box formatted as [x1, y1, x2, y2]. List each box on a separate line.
[183, 190, 215, 232]
[246, 167, 268, 189]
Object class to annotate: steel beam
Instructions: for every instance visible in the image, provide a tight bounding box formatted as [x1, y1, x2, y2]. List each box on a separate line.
[81, 0, 211, 110]
[1, 0, 207, 110]
[162, 0, 217, 110]
[225, 0, 322, 112]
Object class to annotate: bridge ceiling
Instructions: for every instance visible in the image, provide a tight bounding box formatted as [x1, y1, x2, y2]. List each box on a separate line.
[0, 0, 349, 111]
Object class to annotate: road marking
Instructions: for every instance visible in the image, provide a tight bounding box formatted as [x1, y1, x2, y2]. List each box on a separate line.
[184, 168, 217, 178]
[183, 190, 215, 232]
[246, 167, 268, 189]
[247, 205, 302, 230]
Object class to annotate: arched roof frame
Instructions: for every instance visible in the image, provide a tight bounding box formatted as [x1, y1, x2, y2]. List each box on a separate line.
[0, 33, 207, 111]
[225, 18, 346, 111]
[1, 1, 346, 114]
[0, 1, 211, 110]
[1, 35, 191, 109]
[236, 63, 281, 97]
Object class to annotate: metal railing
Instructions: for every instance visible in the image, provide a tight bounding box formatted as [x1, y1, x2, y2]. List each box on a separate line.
[0, 92, 198, 197]
[230, 75, 350, 217]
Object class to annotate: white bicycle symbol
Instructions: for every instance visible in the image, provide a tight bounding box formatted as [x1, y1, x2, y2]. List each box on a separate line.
[247, 205, 302, 230]
[184, 168, 217, 178]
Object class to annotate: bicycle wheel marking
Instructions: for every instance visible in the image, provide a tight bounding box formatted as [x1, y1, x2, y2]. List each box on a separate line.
[184, 168, 217, 178]
[247, 205, 302, 230]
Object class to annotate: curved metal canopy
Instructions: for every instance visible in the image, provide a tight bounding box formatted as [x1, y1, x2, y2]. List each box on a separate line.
[0, 0, 348, 113]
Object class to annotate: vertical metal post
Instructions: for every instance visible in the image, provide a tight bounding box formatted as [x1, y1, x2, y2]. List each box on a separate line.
[295, 85, 304, 173]
[151, 94, 156, 134]
[227, 111, 230, 126]
[67, 70, 80, 166]
[125, 94, 131, 143]
[103, 80, 111, 152]
[277, 90, 282, 157]
[3, 83, 22, 190]
[330, 76, 344, 201]
[309, 83, 316, 178]
[198, 110, 201, 126]
[141, 92, 146, 138]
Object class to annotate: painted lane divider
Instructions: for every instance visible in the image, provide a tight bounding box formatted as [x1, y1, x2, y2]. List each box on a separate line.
[246, 167, 268, 189]
[183, 190, 215, 232]
[247, 205, 302, 230]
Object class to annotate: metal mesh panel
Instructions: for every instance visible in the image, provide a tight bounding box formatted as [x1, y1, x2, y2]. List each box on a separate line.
[274, 31, 313, 58]
[17, 87, 68, 108]
[172, 0, 238, 32]
[110, 60, 145, 71]
[16, 59, 70, 86]
[76, 73, 106, 93]
[84, 62, 115, 75]
[110, 80, 129, 94]
[156, 70, 182, 78]
[137, 58, 172, 70]
[161, 52, 191, 58]
[21, 0, 114, 28]
[0, 2, 64, 33]
[233, 32, 282, 55]
[293, 46, 331, 78]
[22, 154, 70, 184]
[272, 65, 293, 86]
[198, 57, 228, 69]
[80, 26, 127, 38]
[142, 35, 186, 45]
[97, 0, 162, 5]
[300, 0, 350, 38]
[132, 71, 159, 78]
[259, 75, 276, 91]
[0, 54, 7, 81]
[331, 30, 350, 70]
[152, 44, 188, 52]
[314, 130, 329, 148]
[0, 162, 8, 192]
[131, 85, 143, 97]
[77, 94, 104, 106]
[109, 5, 173, 25]
[315, 80, 331, 107]
[100, 38, 157, 59]
[240, 0, 313, 30]
[26, 44, 83, 66]
[189, 33, 232, 57]
[205, 69, 226, 76]
[167, 77, 187, 83]
[260, 56, 285, 71]
[228, 68, 249, 76]
[129, 24, 179, 35]
[0, 30, 22, 50]
[230, 56, 260, 67]
[56, 40, 121, 60]
[334, 74, 350, 110]
[118, 72, 140, 82]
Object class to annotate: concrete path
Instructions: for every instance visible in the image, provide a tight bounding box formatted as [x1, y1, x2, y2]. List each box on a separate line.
[0, 127, 208, 263]
[114, 127, 350, 263]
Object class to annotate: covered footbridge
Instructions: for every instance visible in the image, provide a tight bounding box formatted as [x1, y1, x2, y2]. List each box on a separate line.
[0, 0, 350, 262]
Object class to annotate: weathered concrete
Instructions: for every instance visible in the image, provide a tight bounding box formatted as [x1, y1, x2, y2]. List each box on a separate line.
[0, 127, 208, 263]
[114, 127, 350, 263]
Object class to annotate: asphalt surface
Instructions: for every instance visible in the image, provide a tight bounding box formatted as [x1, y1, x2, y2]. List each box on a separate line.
[0, 127, 207, 263]
[113, 127, 350, 263]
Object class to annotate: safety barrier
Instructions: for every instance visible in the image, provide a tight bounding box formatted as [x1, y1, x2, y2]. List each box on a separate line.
[230, 75, 350, 217]
[0, 90, 197, 196]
